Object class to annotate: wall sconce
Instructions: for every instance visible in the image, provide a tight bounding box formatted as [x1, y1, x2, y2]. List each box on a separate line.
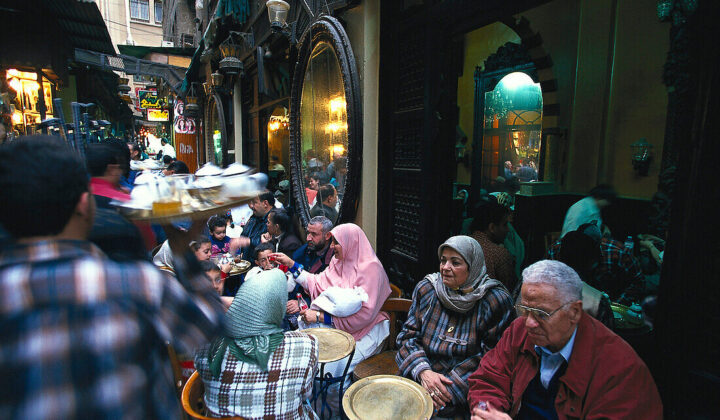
[210, 71, 224, 87]
[266, 0, 296, 43]
[631, 137, 653, 176]
[266, 0, 290, 29]
[455, 126, 469, 166]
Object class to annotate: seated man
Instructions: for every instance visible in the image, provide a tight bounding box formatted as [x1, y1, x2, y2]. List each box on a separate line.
[310, 184, 338, 224]
[468, 260, 662, 420]
[262, 208, 302, 256]
[547, 223, 645, 304]
[470, 200, 518, 294]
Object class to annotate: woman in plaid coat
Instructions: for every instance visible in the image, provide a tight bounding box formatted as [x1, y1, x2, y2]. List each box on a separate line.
[396, 236, 515, 419]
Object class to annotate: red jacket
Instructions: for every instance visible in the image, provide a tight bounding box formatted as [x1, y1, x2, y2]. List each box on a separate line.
[467, 314, 662, 419]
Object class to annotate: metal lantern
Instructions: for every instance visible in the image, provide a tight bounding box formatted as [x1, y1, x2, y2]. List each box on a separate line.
[266, 0, 290, 30]
[219, 32, 251, 77]
[184, 83, 201, 118]
[631, 137, 653, 176]
[211, 71, 224, 87]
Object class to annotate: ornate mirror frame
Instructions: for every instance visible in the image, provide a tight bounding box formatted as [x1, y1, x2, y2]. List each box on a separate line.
[289, 15, 362, 227]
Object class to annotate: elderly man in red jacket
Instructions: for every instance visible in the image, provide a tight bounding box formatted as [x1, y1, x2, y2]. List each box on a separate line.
[468, 260, 662, 420]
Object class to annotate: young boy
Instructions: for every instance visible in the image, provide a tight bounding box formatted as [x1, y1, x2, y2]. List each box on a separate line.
[245, 242, 276, 279]
[208, 215, 231, 256]
[199, 260, 224, 295]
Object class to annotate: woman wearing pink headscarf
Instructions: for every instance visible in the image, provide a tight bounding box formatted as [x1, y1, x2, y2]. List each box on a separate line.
[271, 223, 392, 401]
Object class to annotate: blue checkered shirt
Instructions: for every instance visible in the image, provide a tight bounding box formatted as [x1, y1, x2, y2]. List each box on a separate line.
[0, 239, 226, 419]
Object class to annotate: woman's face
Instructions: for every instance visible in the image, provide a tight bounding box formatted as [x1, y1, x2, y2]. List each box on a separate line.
[194, 242, 211, 261]
[309, 177, 319, 190]
[330, 236, 343, 260]
[439, 248, 469, 290]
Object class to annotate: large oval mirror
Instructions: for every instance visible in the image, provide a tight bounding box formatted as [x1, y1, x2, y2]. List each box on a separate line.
[290, 16, 361, 227]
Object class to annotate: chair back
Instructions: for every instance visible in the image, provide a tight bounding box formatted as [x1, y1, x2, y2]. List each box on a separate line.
[181, 371, 245, 420]
[389, 283, 402, 298]
[381, 298, 412, 350]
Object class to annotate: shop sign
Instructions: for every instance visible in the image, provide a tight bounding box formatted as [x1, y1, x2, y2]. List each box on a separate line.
[173, 99, 196, 134]
[147, 108, 169, 122]
[138, 90, 160, 109]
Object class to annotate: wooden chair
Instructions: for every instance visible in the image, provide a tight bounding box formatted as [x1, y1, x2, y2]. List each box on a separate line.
[389, 283, 402, 298]
[352, 297, 412, 381]
[181, 371, 245, 420]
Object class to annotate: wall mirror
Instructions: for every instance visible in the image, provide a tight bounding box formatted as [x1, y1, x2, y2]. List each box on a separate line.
[290, 16, 361, 227]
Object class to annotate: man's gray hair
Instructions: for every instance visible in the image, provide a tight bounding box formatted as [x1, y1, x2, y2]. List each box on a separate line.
[308, 216, 333, 234]
[522, 260, 583, 302]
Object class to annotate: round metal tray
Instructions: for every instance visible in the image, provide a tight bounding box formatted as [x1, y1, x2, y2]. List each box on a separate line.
[228, 260, 251, 275]
[343, 375, 433, 420]
[303, 328, 355, 363]
[112, 194, 256, 223]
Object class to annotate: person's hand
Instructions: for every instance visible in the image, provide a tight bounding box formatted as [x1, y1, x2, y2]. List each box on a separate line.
[162, 220, 205, 255]
[299, 309, 321, 323]
[269, 252, 294, 267]
[221, 296, 233, 309]
[471, 401, 511, 420]
[220, 262, 232, 273]
[287, 300, 300, 314]
[419, 370, 453, 409]
[229, 237, 250, 253]
[261, 232, 272, 243]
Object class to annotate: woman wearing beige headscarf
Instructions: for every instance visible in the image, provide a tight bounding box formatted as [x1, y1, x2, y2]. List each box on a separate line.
[396, 236, 515, 419]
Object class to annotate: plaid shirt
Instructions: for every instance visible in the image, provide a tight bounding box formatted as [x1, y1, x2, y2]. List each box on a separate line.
[547, 238, 644, 301]
[0, 239, 225, 419]
[194, 331, 319, 419]
[396, 278, 514, 411]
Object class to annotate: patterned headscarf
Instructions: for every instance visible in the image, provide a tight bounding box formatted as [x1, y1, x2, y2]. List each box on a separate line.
[428, 235, 506, 313]
[208, 269, 287, 375]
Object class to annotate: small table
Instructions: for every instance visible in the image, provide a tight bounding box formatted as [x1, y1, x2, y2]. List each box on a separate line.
[343, 375, 433, 420]
[304, 327, 356, 420]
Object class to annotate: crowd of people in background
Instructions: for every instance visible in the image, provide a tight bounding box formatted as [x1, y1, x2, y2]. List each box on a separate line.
[0, 134, 663, 419]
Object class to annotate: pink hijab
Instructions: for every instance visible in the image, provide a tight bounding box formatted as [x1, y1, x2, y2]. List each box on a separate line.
[304, 223, 391, 340]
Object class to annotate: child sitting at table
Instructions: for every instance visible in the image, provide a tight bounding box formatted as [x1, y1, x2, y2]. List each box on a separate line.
[191, 237, 212, 261]
[246, 242, 306, 331]
[200, 260, 225, 295]
[208, 215, 232, 257]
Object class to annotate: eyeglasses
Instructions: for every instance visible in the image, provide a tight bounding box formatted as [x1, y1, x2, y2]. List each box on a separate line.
[515, 302, 571, 321]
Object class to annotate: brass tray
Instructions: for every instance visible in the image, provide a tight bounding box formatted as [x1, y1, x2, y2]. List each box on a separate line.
[228, 260, 251, 276]
[343, 375, 433, 420]
[112, 194, 257, 223]
[303, 328, 355, 363]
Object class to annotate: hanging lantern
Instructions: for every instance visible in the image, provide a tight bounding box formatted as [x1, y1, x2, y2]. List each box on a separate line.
[219, 32, 251, 77]
[184, 83, 201, 118]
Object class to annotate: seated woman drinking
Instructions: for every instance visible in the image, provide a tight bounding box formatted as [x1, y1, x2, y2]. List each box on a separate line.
[194, 269, 319, 419]
[396, 236, 515, 418]
[270, 224, 392, 407]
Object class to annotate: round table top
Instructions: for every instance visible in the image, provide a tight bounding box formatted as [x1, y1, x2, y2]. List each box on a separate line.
[342, 375, 433, 420]
[303, 327, 355, 363]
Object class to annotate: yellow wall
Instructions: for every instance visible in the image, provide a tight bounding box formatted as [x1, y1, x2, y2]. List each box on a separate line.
[518, 0, 668, 198]
[456, 23, 520, 184]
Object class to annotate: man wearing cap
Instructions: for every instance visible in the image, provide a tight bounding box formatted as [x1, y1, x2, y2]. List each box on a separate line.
[468, 260, 662, 420]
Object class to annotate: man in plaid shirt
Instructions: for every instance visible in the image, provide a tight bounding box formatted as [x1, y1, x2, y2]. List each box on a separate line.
[0, 137, 226, 419]
[547, 224, 645, 304]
